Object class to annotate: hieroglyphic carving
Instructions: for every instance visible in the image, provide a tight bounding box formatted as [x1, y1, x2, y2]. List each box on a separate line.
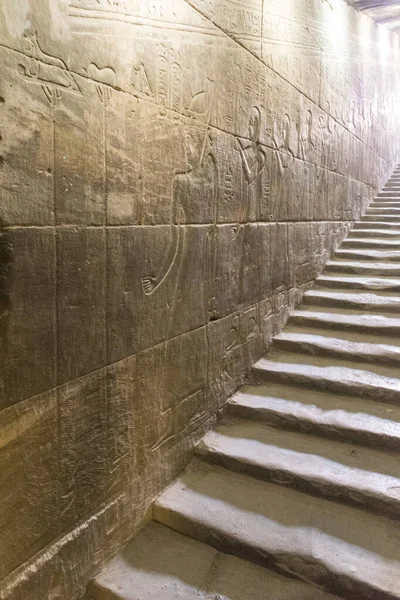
[297, 110, 315, 162]
[235, 106, 267, 221]
[271, 113, 295, 219]
[17, 32, 81, 107]
[140, 44, 216, 294]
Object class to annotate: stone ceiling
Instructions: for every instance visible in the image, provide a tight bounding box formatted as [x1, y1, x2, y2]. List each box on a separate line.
[346, 1, 400, 34]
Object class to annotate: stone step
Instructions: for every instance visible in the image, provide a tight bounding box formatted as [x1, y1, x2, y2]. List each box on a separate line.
[354, 221, 400, 230]
[88, 522, 341, 600]
[155, 460, 400, 600]
[326, 260, 400, 275]
[303, 288, 400, 312]
[290, 308, 400, 337]
[335, 248, 400, 261]
[366, 207, 400, 215]
[373, 202, 400, 208]
[314, 274, 400, 291]
[273, 330, 400, 367]
[197, 421, 400, 518]
[348, 229, 400, 238]
[378, 189, 400, 194]
[377, 192, 400, 198]
[342, 238, 400, 249]
[250, 351, 400, 404]
[228, 383, 400, 451]
[361, 214, 400, 223]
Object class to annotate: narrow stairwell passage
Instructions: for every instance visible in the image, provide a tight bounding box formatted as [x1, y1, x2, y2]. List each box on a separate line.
[88, 169, 400, 600]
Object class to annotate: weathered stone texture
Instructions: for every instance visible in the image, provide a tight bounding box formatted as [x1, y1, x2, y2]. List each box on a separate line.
[0, 0, 400, 597]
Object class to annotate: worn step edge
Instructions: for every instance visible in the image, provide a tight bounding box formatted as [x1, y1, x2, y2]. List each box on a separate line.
[273, 331, 400, 367]
[87, 521, 342, 600]
[361, 215, 400, 222]
[354, 222, 400, 229]
[154, 461, 400, 600]
[314, 275, 400, 291]
[303, 289, 400, 313]
[250, 356, 400, 404]
[348, 230, 400, 238]
[196, 427, 400, 520]
[342, 240, 400, 249]
[289, 309, 400, 337]
[227, 389, 400, 451]
[325, 261, 400, 275]
[335, 248, 400, 261]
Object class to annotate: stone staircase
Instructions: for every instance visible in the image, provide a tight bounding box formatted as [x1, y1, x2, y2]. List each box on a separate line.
[87, 169, 400, 600]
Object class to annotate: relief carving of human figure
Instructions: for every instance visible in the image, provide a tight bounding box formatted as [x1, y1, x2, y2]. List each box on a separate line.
[141, 74, 215, 296]
[295, 109, 315, 220]
[141, 126, 216, 296]
[271, 113, 294, 219]
[235, 106, 266, 221]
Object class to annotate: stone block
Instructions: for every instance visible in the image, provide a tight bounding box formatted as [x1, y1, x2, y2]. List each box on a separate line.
[54, 90, 105, 225]
[0, 227, 56, 409]
[0, 390, 58, 580]
[0, 48, 55, 226]
[57, 226, 106, 384]
[107, 225, 208, 363]
[210, 223, 260, 320]
[59, 370, 108, 531]
[207, 306, 262, 409]
[270, 222, 294, 294]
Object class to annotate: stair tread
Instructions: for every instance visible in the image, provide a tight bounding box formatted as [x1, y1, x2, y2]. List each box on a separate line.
[88, 522, 341, 600]
[232, 382, 400, 430]
[275, 330, 400, 360]
[355, 222, 400, 228]
[291, 307, 400, 330]
[283, 323, 400, 345]
[155, 460, 400, 599]
[342, 239, 400, 247]
[316, 274, 400, 290]
[198, 420, 400, 505]
[304, 288, 400, 310]
[335, 248, 400, 260]
[327, 259, 400, 270]
[348, 230, 400, 236]
[252, 351, 400, 401]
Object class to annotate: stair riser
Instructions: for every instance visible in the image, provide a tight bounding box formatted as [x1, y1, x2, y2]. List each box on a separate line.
[342, 241, 400, 249]
[303, 294, 400, 313]
[377, 194, 400, 199]
[325, 263, 400, 275]
[372, 203, 400, 209]
[366, 210, 400, 216]
[289, 313, 400, 339]
[250, 366, 400, 405]
[336, 250, 400, 261]
[197, 448, 400, 521]
[314, 279, 400, 291]
[273, 337, 400, 368]
[361, 216, 400, 223]
[348, 231, 400, 238]
[154, 505, 399, 600]
[354, 222, 400, 229]
[226, 402, 400, 452]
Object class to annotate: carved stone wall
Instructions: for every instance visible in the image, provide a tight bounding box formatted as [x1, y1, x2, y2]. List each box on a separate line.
[0, 0, 400, 598]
